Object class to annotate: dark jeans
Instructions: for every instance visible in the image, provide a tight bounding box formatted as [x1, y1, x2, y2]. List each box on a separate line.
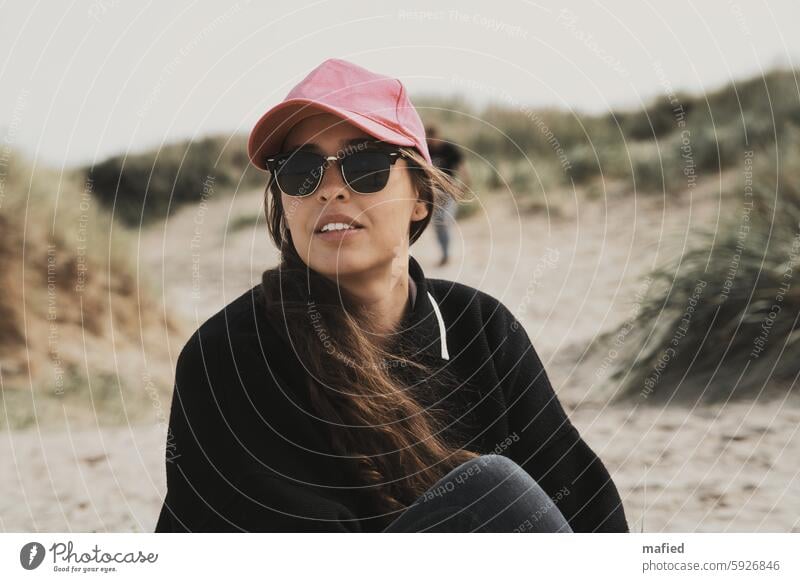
[382, 454, 572, 533]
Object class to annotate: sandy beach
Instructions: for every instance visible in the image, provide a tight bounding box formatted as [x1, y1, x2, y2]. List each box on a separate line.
[3, 184, 798, 532]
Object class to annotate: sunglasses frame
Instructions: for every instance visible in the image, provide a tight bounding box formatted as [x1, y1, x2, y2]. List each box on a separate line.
[265, 141, 409, 197]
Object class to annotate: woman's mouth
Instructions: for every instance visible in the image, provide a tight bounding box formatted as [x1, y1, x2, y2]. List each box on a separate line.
[313, 223, 366, 242]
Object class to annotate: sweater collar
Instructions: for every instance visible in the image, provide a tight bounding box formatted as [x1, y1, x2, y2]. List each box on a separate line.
[398, 254, 450, 361]
[261, 254, 450, 362]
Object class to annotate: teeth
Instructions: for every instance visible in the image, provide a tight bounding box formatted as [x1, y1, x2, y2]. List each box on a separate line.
[320, 222, 358, 232]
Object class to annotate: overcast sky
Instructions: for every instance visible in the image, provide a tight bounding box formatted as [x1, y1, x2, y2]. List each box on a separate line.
[2, 0, 798, 167]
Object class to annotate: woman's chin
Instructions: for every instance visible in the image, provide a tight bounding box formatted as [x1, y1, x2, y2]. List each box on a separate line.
[307, 251, 369, 278]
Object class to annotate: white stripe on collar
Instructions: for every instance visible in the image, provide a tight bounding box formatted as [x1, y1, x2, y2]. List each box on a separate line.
[426, 291, 450, 360]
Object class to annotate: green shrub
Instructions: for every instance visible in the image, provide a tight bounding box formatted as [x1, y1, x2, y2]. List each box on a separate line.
[86, 134, 264, 226]
[597, 130, 800, 403]
[564, 144, 602, 185]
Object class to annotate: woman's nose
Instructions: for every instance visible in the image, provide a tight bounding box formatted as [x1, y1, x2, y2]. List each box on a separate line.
[315, 160, 350, 201]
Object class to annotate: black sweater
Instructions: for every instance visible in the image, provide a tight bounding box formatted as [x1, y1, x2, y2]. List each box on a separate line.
[154, 255, 629, 532]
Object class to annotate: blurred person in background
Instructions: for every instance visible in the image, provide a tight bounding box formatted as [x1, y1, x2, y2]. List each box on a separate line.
[426, 125, 470, 266]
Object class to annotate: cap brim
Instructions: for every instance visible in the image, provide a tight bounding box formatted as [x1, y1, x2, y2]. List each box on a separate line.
[247, 99, 417, 171]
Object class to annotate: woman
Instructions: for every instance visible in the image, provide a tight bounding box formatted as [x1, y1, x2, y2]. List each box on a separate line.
[154, 58, 628, 533]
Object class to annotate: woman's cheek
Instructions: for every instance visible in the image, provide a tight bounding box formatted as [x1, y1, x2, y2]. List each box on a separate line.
[374, 221, 405, 253]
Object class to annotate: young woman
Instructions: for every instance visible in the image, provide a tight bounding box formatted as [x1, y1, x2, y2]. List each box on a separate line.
[155, 58, 628, 533]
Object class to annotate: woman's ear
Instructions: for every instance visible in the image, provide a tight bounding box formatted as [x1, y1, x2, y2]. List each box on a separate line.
[410, 189, 429, 222]
[411, 202, 428, 222]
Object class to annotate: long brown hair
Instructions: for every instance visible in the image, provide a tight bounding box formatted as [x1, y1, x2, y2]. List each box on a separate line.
[259, 146, 480, 526]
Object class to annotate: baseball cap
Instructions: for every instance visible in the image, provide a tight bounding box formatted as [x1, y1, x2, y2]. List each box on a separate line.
[247, 58, 432, 171]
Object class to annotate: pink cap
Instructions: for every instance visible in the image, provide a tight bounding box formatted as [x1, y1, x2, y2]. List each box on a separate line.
[247, 58, 431, 171]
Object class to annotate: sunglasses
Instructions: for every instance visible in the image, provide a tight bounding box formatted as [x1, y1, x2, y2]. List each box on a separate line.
[265, 142, 408, 197]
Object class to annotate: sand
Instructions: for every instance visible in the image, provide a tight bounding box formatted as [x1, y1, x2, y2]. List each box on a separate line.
[3, 182, 798, 532]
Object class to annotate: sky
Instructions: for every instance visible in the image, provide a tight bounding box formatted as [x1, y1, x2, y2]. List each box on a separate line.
[1, 0, 799, 167]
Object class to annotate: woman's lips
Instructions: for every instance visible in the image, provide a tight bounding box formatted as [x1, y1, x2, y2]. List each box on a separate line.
[313, 226, 365, 242]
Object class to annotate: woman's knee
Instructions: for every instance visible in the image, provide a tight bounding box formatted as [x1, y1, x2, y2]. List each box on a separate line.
[458, 454, 528, 483]
[463, 455, 572, 532]
[391, 454, 571, 532]
[427, 454, 531, 498]
[428, 455, 571, 532]
[447, 455, 557, 511]
[474, 453, 523, 472]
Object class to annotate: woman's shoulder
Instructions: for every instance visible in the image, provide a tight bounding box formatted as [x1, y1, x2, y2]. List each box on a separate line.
[173, 284, 308, 411]
[177, 284, 282, 367]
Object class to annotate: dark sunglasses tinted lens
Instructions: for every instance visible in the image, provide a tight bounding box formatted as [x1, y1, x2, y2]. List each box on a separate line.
[342, 151, 393, 193]
[276, 151, 324, 196]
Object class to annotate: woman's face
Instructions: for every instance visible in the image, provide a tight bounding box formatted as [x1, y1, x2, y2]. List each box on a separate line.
[279, 112, 428, 280]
